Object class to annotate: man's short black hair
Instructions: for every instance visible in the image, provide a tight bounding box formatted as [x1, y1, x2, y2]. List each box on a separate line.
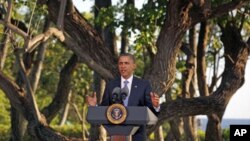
[118, 53, 136, 63]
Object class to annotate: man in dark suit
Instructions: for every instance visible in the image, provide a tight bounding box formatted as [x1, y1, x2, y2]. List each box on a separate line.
[87, 53, 160, 141]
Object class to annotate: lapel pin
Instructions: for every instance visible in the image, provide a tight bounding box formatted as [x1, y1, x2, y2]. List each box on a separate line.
[134, 85, 138, 88]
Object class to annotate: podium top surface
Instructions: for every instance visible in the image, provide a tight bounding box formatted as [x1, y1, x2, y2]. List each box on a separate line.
[86, 106, 158, 125]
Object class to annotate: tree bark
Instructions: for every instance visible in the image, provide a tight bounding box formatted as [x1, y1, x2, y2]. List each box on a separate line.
[205, 114, 222, 141]
[197, 21, 210, 97]
[9, 107, 26, 141]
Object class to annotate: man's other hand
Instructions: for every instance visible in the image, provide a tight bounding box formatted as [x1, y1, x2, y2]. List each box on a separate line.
[150, 92, 160, 108]
[86, 92, 97, 106]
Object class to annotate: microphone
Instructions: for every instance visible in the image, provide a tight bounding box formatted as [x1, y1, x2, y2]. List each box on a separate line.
[111, 87, 121, 104]
[121, 86, 129, 101]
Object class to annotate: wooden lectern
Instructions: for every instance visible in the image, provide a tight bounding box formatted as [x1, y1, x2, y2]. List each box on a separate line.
[86, 106, 158, 141]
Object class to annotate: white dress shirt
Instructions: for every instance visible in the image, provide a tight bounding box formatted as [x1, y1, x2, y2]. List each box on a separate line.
[121, 75, 133, 93]
[121, 75, 133, 106]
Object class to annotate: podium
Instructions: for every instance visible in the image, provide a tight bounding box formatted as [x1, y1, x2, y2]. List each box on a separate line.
[86, 106, 158, 141]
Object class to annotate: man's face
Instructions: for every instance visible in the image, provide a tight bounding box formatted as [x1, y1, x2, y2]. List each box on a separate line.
[118, 56, 136, 79]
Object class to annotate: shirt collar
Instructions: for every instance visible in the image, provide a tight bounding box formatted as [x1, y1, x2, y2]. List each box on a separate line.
[121, 75, 133, 83]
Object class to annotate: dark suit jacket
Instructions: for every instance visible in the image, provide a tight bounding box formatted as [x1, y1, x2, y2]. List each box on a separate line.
[101, 76, 159, 141]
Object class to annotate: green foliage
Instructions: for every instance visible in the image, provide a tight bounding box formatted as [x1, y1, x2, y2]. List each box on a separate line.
[21, 124, 84, 141]
[72, 64, 93, 96]
[0, 90, 10, 126]
[195, 129, 230, 141]
[131, 1, 166, 56]
[11, 0, 48, 35]
[35, 39, 93, 125]
[147, 128, 229, 141]
[176, 58, 186, 73]
[82, 12, 94, 24]
[197, 129, 206, 141]
[0, 124, 10, 141]
[0, 124, 84, 141]
[95, 6, 118, 32]
[52, 124, 83, 138]
[223, 128, 230, 141]
[243, 19, 250, 39]
[94, 0, 166, 56]
[35, 89, 53, 110]
[1, 50, 16, 77]
[38, 40, 72, 95]
[212, 0, 232, 7]
[148, 122, 170, 140]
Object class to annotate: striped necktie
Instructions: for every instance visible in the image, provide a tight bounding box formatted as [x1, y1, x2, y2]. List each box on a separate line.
[123, 80, 129, 106]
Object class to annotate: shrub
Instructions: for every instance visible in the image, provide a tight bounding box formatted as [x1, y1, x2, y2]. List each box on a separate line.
[0, 125, 10, 141]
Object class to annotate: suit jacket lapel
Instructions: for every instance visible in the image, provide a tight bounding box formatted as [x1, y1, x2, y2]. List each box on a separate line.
[113, 78, 121, 88]
[128, 77, 139, 106]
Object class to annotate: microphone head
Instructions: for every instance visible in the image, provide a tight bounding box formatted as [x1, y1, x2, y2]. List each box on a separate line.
[121, 86, 129, 100]
[111, 87, 121, 104]
[112, 87, 121, 95]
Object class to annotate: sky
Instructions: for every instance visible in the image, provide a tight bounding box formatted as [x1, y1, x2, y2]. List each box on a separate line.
[72, 0, 250, 119]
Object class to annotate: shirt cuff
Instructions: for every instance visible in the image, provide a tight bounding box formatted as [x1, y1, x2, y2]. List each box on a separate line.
[154, 106, 160, 112]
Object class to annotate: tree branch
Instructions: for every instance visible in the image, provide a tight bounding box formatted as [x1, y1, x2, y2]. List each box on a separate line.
[191, 0, 250, 26]
[0, 20, 28, 38]
[46, 0, 119, 80]
[26, 27, 65, 52]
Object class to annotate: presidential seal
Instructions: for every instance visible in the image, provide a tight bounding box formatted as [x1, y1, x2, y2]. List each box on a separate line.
[106, 103, 127, 124]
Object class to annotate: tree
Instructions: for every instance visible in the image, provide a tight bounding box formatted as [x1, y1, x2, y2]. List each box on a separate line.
[0, 0, 250, 140]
